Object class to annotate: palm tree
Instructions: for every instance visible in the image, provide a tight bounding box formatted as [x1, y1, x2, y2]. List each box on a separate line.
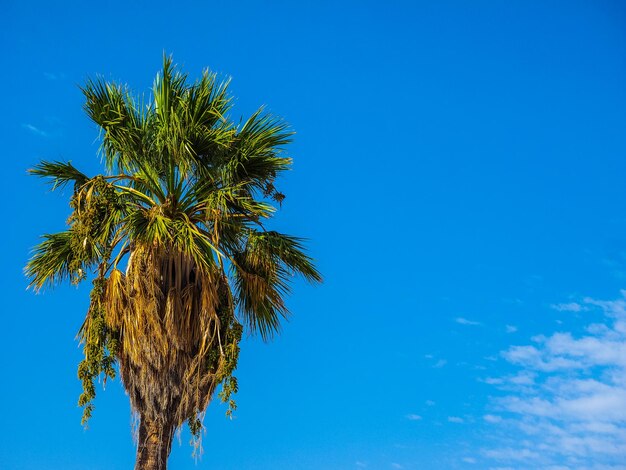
[26, 56, 321, 470]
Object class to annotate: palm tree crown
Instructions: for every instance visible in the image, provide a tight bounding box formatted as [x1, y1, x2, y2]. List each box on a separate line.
[26, 56, 320, 469]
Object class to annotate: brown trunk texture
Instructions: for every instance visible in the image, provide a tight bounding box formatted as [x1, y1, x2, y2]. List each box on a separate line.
[134, 416, 174, 470]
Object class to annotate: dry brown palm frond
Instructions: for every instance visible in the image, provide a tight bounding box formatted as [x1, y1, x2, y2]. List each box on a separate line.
[104, 243, 237, 428]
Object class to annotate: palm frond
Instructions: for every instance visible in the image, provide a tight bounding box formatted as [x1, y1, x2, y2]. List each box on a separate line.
[231, 252, 287, 340]
[185, 69, 232, 130]
[221, 108, 293, 189]
[186, 179, 275, 221]
[153, 54, 189, 123]
[246, 230, 322, 283]
[230, 230, 320, 339]
[25, 231, 84, 290]
[29, 160, 90, 191]
[81, 77, 146, 172]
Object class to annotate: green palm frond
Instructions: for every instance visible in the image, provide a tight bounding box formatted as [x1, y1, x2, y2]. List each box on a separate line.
[231, 251, 288, 339]
[81, 78, 146, 173]
[185, 69, 232, 130]
[186, 180, 275, 222]
[153, 55, 189, 123]
[246, 230, 322, 283]
[26, 231, 85, 290]
[230, 230, 320, 339]
[222, 108, 293, 189]
[29, 160, 90, 191]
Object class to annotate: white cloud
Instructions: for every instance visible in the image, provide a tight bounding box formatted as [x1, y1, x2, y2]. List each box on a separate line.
[22, 123, 49, 137]
[462, 457, 477, 464]
[509, 371, 536, 385]
[448, 416, 464, 423]
[425, 400, 436, 406]
[44, 72, 66, 80]
[406, 414, 422, 421]
[484, 414, 503, 423]
[484, 377, 503, 385]
[456, 317, 481, 326]
[390, 464, 403, 469]
[551, 302, 587, 312]
[506, 325, 518, 333]
[483, 291, 626, 467]
[483, 447, 541, 461]
[502, 343, 583, 372]
[432, 359, 447, 368]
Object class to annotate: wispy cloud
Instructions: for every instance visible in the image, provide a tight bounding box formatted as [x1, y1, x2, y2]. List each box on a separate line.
[483, 291, 626, 467]
[406, 414, 422, 421]
[22, 123, 49, 137]
[483, 414, 502, 423]
[505, 325, 518, 333]
[432, 359, 447, 368]
[448, 416, 464, 423]
[550, 302, 588, 312]
[483, 448, 541, 461]
[44, 72, 66, 80]
[425, 354, 447, 368]
[456, 317, 481, 326]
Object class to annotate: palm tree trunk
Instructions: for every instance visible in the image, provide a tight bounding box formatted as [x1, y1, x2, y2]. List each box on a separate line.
[135, 416, 174, 470]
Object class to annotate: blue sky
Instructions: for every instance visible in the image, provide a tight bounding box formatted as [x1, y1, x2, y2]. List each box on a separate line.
[4, 1, 626, 469]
